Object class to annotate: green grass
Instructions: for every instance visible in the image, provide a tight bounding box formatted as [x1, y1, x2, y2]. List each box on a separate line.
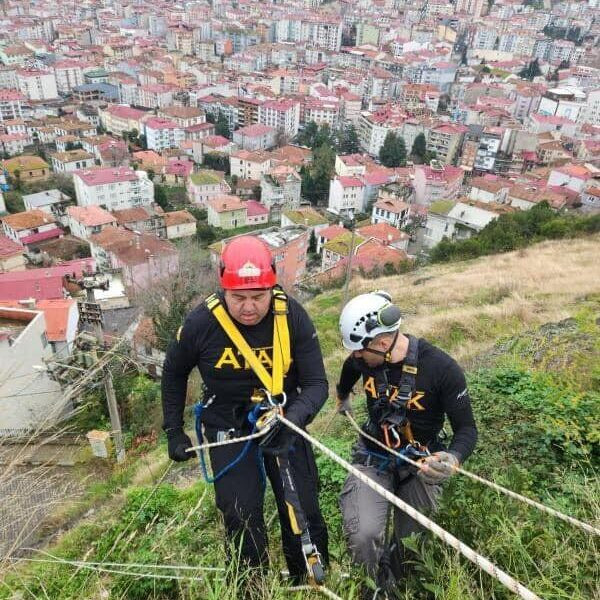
[2, 264, 599, 599]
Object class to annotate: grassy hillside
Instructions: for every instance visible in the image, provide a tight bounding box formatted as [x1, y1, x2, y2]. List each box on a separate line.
[1, 236, 599, 599]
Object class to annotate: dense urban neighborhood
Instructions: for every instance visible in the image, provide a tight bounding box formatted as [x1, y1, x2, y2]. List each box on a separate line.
[0, 1, 599, 598]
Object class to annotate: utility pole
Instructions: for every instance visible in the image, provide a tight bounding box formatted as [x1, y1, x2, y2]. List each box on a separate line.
[78, 274, 125, 463]
[342, 210, 356, 307]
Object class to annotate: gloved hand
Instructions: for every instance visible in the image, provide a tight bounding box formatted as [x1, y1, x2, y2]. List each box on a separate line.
[336, 385, 353, 415]
[166, 428, 193, 462]
[417, 451, 459, 485]
[258, 411, 299, 456]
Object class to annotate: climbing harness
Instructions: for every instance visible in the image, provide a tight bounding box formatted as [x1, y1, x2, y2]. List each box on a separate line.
[194, 290, 326, 585]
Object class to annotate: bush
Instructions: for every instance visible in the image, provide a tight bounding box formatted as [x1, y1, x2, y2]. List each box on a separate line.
[125, 375, 162, 437]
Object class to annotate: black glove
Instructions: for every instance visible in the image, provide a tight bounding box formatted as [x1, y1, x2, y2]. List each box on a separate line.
[259, 419, 295, 456]
[166, 428, 193, 462]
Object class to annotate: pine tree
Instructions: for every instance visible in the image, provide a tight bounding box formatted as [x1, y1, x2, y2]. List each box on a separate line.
[411, 133, 427, 163]
[215, 111, 230, 138]
[338, 125, 361, 154]
[379, 132, 407, 168]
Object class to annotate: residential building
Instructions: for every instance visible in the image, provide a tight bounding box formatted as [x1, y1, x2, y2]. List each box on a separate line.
[245, 200, 270, 226]
[137, 84, 175, 109]
[316, 224, 347, 255]
[22, 189, 73, 227]
[0, 234, 26, 272]
[468, 177, 510, 204]
[260, 167, 302, 212]
[0, 306, 65, 436]
[357, 222, 410, 252]
[414, 162, 464, 206]
[17, 69, 58, 100]
[158, 106, 205, 128]
[74, 167, 154, 211]
[99, 105, 148, 137]
[111, 206, 166, 238]
[233, 124, 277, 151]
[321, 231, 365, 271]
[144, 117, 185, 152]
[207, 195, 247, 229]
[187, 170, 230, 206]
[230, 149, 272, 180]
[281, 207, 328, 239]
[357, 105, 406, 156]
[580, 187, 600, 213]
[0, 259, 95, 301]
[474, 128, 503, 173]
[427, 124, 468, 165]
[328, 176, 367, 216]
[50, 150, 95, 174]
[0, 89, 24, 121]
[164, 210, 197, 239]
[3, 155, 50, 183]
[89, 226, 179, 294]
[425, 199, 511, 247]
[66, 205, 117, 240]
[547, 163, 591, 193]
[1, 210, 63, 248]
[259, 99, 300, 138]
[52, 60, 86, 94]
[371, 196, 410, 229]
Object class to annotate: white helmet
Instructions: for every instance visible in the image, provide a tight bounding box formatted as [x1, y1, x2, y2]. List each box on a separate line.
[339, 291, 402, 351]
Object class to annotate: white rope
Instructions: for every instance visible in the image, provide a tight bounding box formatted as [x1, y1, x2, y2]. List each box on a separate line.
[278, 415, 543, 600]
[21, 549, 226, 572]
[186, 428, 269, 453]
[344, 412, 600, 537]
[10, 557, 206, 582]
[287, 584, 344, 599]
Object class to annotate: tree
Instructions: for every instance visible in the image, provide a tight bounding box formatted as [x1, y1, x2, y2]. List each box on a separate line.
[305, 143, 335, 205]
[154, 184, 169, 210]
[11, 169, 22, 191]
[4, 190, 24, 213]
[138, 134, 147, 150]
[146, 168, 155, 181]
[379, 132, 406, 168]
[411, 133, 427, 163]
[142, 240, 217, 350]
[313, 124, 333, 150]
[215, 111, 230, 138]
[338, 124, 361, 154]
[296, 121, 318, 148]
[203, 152, 230, 174]
[308, 229, 317, 254]
[196, 223, 216, 245]
[519, 58, 542, 81]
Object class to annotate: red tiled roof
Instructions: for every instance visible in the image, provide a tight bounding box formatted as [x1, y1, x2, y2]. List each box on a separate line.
[20, 228, 63, 245]
[244, 200, 269, 217]
[319, 224, 347, 240]
[0, 234, 25, 257]
[67, 205, 116, 227]
[76, 167, 138, 186]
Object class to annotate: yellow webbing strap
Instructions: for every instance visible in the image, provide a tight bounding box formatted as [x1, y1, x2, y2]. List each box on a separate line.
[272, 288, 291, 396]
[206, 292, 291, 396]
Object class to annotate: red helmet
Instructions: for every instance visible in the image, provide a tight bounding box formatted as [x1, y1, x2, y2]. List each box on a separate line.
[219, 236, 276, 290]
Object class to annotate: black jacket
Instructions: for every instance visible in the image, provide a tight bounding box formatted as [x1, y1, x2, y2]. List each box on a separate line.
[337, 337, 477, 461]
[162, 293, 328, 432]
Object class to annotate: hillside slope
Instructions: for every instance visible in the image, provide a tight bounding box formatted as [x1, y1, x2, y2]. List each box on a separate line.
[1, 236, 599, 600]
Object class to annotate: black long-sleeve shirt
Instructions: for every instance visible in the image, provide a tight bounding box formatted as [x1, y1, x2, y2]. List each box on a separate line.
[162, 293, 328, 433]
[337, 337, 477, 461]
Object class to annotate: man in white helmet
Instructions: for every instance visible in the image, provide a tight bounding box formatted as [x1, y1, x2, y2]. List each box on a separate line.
[336, 291, 477, 597]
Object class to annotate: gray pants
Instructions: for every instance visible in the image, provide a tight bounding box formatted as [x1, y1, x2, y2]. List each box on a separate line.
[340, 451, 441, 576]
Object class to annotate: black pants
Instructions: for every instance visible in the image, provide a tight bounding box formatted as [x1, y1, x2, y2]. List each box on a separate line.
[207, 430, 329, 582]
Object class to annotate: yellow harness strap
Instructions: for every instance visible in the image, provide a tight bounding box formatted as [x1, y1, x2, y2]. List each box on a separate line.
[206, 290, 291, 396]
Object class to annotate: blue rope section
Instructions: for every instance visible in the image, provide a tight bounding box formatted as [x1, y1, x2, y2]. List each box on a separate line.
[194, 402, 266, 484]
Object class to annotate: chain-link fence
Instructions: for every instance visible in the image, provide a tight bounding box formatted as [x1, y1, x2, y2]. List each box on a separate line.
[0, 465, 80, 559]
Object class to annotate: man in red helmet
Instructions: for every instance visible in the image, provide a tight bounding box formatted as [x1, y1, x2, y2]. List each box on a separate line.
[161, 235, 329, 583]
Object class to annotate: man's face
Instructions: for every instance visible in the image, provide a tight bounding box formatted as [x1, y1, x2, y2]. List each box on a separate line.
[352, 337, 389, 368]
[224, 288, 272, 326]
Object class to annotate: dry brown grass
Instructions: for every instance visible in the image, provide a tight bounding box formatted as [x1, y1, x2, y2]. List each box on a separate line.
[343, 235, 600, 364]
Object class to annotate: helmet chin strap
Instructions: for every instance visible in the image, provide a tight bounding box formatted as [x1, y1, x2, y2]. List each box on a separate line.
[362, 329, 400, 363]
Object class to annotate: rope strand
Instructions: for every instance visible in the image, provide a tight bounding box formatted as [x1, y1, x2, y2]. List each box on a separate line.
[278, 414, 542, 600]
[344, 412, 600, 537]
